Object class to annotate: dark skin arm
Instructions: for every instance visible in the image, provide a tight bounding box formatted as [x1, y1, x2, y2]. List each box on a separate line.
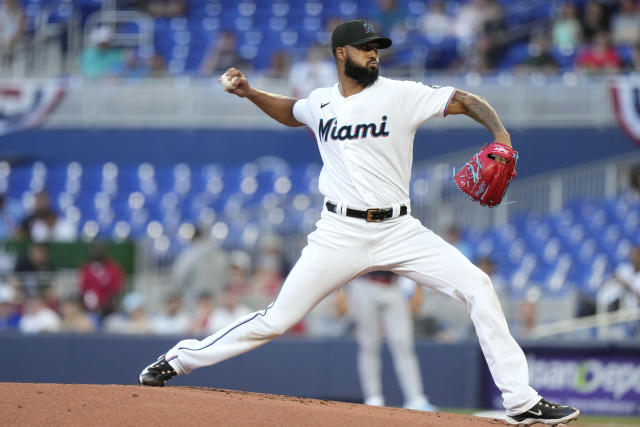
[221, 67, 304, 127]
[445, 90, 512, 148]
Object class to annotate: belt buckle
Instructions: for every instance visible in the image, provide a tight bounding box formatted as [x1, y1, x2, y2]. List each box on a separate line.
[366, 208, 385, 222]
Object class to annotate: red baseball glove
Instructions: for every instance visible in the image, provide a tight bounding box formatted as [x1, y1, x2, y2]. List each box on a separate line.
[453, 142, 518, 207]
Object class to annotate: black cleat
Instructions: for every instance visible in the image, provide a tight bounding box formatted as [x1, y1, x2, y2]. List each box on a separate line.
[139, 354, 177, 387]
[506, 398, 580, 425]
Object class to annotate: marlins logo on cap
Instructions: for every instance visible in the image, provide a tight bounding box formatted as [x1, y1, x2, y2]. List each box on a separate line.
[331, 20, 392, 53]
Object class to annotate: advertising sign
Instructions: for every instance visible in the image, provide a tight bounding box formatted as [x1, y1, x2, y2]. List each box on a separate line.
[485, 352, 640, 415]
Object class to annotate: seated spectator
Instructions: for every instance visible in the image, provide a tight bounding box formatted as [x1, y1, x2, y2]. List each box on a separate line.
[510, 289, 540, 340]
[444, 224, 474, 260]
[103, 292, 152, 334]
[188, 292, 215, 334]
[420, 0, 452, 43]
[263, 50, 291, 80]
[13, 242, 53, 296]
[612, 0, 640, 46]
[475, 256, 507, 296]
[250, 235, 286, 309]
[207, 285, 252, 333]
[227, 250, 252, 304]
[452, 0, 502, 46]
[576, 31, 622, 73]
[79, 26, 124, 78]
[123, 50, 169, 78]
[289, 44, 336, 98]
[18, 293, 61, 334]
[151, 293, 190, 335]
[200, 31, 248, 77]
[59, 297, 96, 333]
[0, 0, 26, 54]
[79, 242, 125, 318]
[30, 209, 77, 242]
[552, 2, 583, 53]
[0, 282, 20, 330]
[172, 227, 229, 305]
[581, 0, 610, 43]
[16, 191, 55, 240]
[517, 31, 560, 74]
[145, 0, 187, 18]
[372, 0, 406, 36]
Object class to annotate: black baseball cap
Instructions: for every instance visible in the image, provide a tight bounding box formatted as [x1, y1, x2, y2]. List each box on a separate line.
[331, 20, 392, 53]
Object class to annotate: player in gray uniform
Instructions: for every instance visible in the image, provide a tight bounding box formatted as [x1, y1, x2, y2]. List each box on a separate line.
[346, 271, 436, 411]
[139, 20, 580, 425]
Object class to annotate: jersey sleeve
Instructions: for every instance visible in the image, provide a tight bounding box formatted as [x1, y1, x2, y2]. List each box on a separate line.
[292, 97, 313, 127]
[397, 81, 456, 129]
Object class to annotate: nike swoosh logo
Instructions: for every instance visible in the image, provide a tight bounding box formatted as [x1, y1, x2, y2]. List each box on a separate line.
[321, 102, 330, 109]
[527, 409, 542, 416]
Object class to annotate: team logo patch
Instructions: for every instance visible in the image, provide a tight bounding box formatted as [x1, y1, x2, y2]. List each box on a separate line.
[362, 22, 374, 34]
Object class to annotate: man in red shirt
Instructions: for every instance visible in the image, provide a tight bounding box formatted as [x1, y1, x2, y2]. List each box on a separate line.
[79, 242, 124, 318]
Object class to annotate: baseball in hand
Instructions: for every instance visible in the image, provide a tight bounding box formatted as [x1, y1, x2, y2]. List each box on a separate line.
[220, 74, 238, 89]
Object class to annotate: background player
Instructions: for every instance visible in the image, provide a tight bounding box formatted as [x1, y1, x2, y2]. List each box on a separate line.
[139, 19, 580, 426]
[344, 272, 436, 411]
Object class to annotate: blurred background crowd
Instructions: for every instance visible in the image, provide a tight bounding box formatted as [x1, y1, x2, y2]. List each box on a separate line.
[1, 0, 640, 79]
[0, 0, 639, 344]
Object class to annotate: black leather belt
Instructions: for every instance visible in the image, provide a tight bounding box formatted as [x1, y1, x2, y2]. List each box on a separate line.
[325, 201, 407, 222]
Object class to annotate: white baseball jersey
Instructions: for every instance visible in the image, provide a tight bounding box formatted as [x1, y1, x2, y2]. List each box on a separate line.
[293, 76, 456, 208]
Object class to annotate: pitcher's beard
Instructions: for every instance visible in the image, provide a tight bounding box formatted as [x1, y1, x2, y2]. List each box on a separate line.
[344, 56, 379, 88]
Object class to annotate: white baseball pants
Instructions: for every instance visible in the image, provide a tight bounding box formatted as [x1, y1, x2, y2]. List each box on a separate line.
[165, 209, 541, 415]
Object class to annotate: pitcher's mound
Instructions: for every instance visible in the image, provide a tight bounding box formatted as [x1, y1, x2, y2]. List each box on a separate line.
[2, 382, 507, 426]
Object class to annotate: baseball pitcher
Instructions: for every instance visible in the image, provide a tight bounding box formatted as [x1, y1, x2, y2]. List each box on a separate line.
[139, 20, 579, 425]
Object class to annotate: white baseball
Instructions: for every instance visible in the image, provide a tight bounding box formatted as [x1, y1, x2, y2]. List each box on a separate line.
[220, 74, 238, 89]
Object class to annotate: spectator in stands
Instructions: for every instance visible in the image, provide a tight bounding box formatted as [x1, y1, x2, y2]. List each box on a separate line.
[145, 0, 187, 18]
[0, 194, 21, 240]
[576, 31, 622, 73]
[172, 227, 229, 304]
[59, 297, 96, 333]
[250, 234, 286, 309]
[188, 292, 215, 334]
[30, 209, 77, 242]
[552, 2, 584, 53]
[372, 0, 406, 36]
[207, 285, 252, 333]
[13, 242, 53, 296]
[444, 224, 474, 260]
[517, 31, 560, 74]
[452, 0, 502, 46]
[124, 50, 170, 78]
[611, 0, 640, 46]
[305, 289, 349, 337]
[79, 242, 125, 318]
[475, 256, 507, 296]
[263, 50, 291, 80]
[581, 0, 610, 43]
[200, 31, 247, 77]
[511, 294, 539, 340]
[0, 0, 26, 55]
[227, 250, 252, 305]
[16, 191, 54, 240]
[79, 26, 124, 78]
[289, 44, 336, 98]
[151, 293, 190, 335]
[103, 292, 152, 334]
[0, 282, 20, 330]
[18, 293, 61, 334]
[419, 0, 453, 43]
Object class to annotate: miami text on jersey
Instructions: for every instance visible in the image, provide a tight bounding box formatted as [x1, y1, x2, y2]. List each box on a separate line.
[318, 116, 390, 142]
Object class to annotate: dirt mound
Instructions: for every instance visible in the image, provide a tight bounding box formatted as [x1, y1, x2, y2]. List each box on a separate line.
[2, 382, 507, 426]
